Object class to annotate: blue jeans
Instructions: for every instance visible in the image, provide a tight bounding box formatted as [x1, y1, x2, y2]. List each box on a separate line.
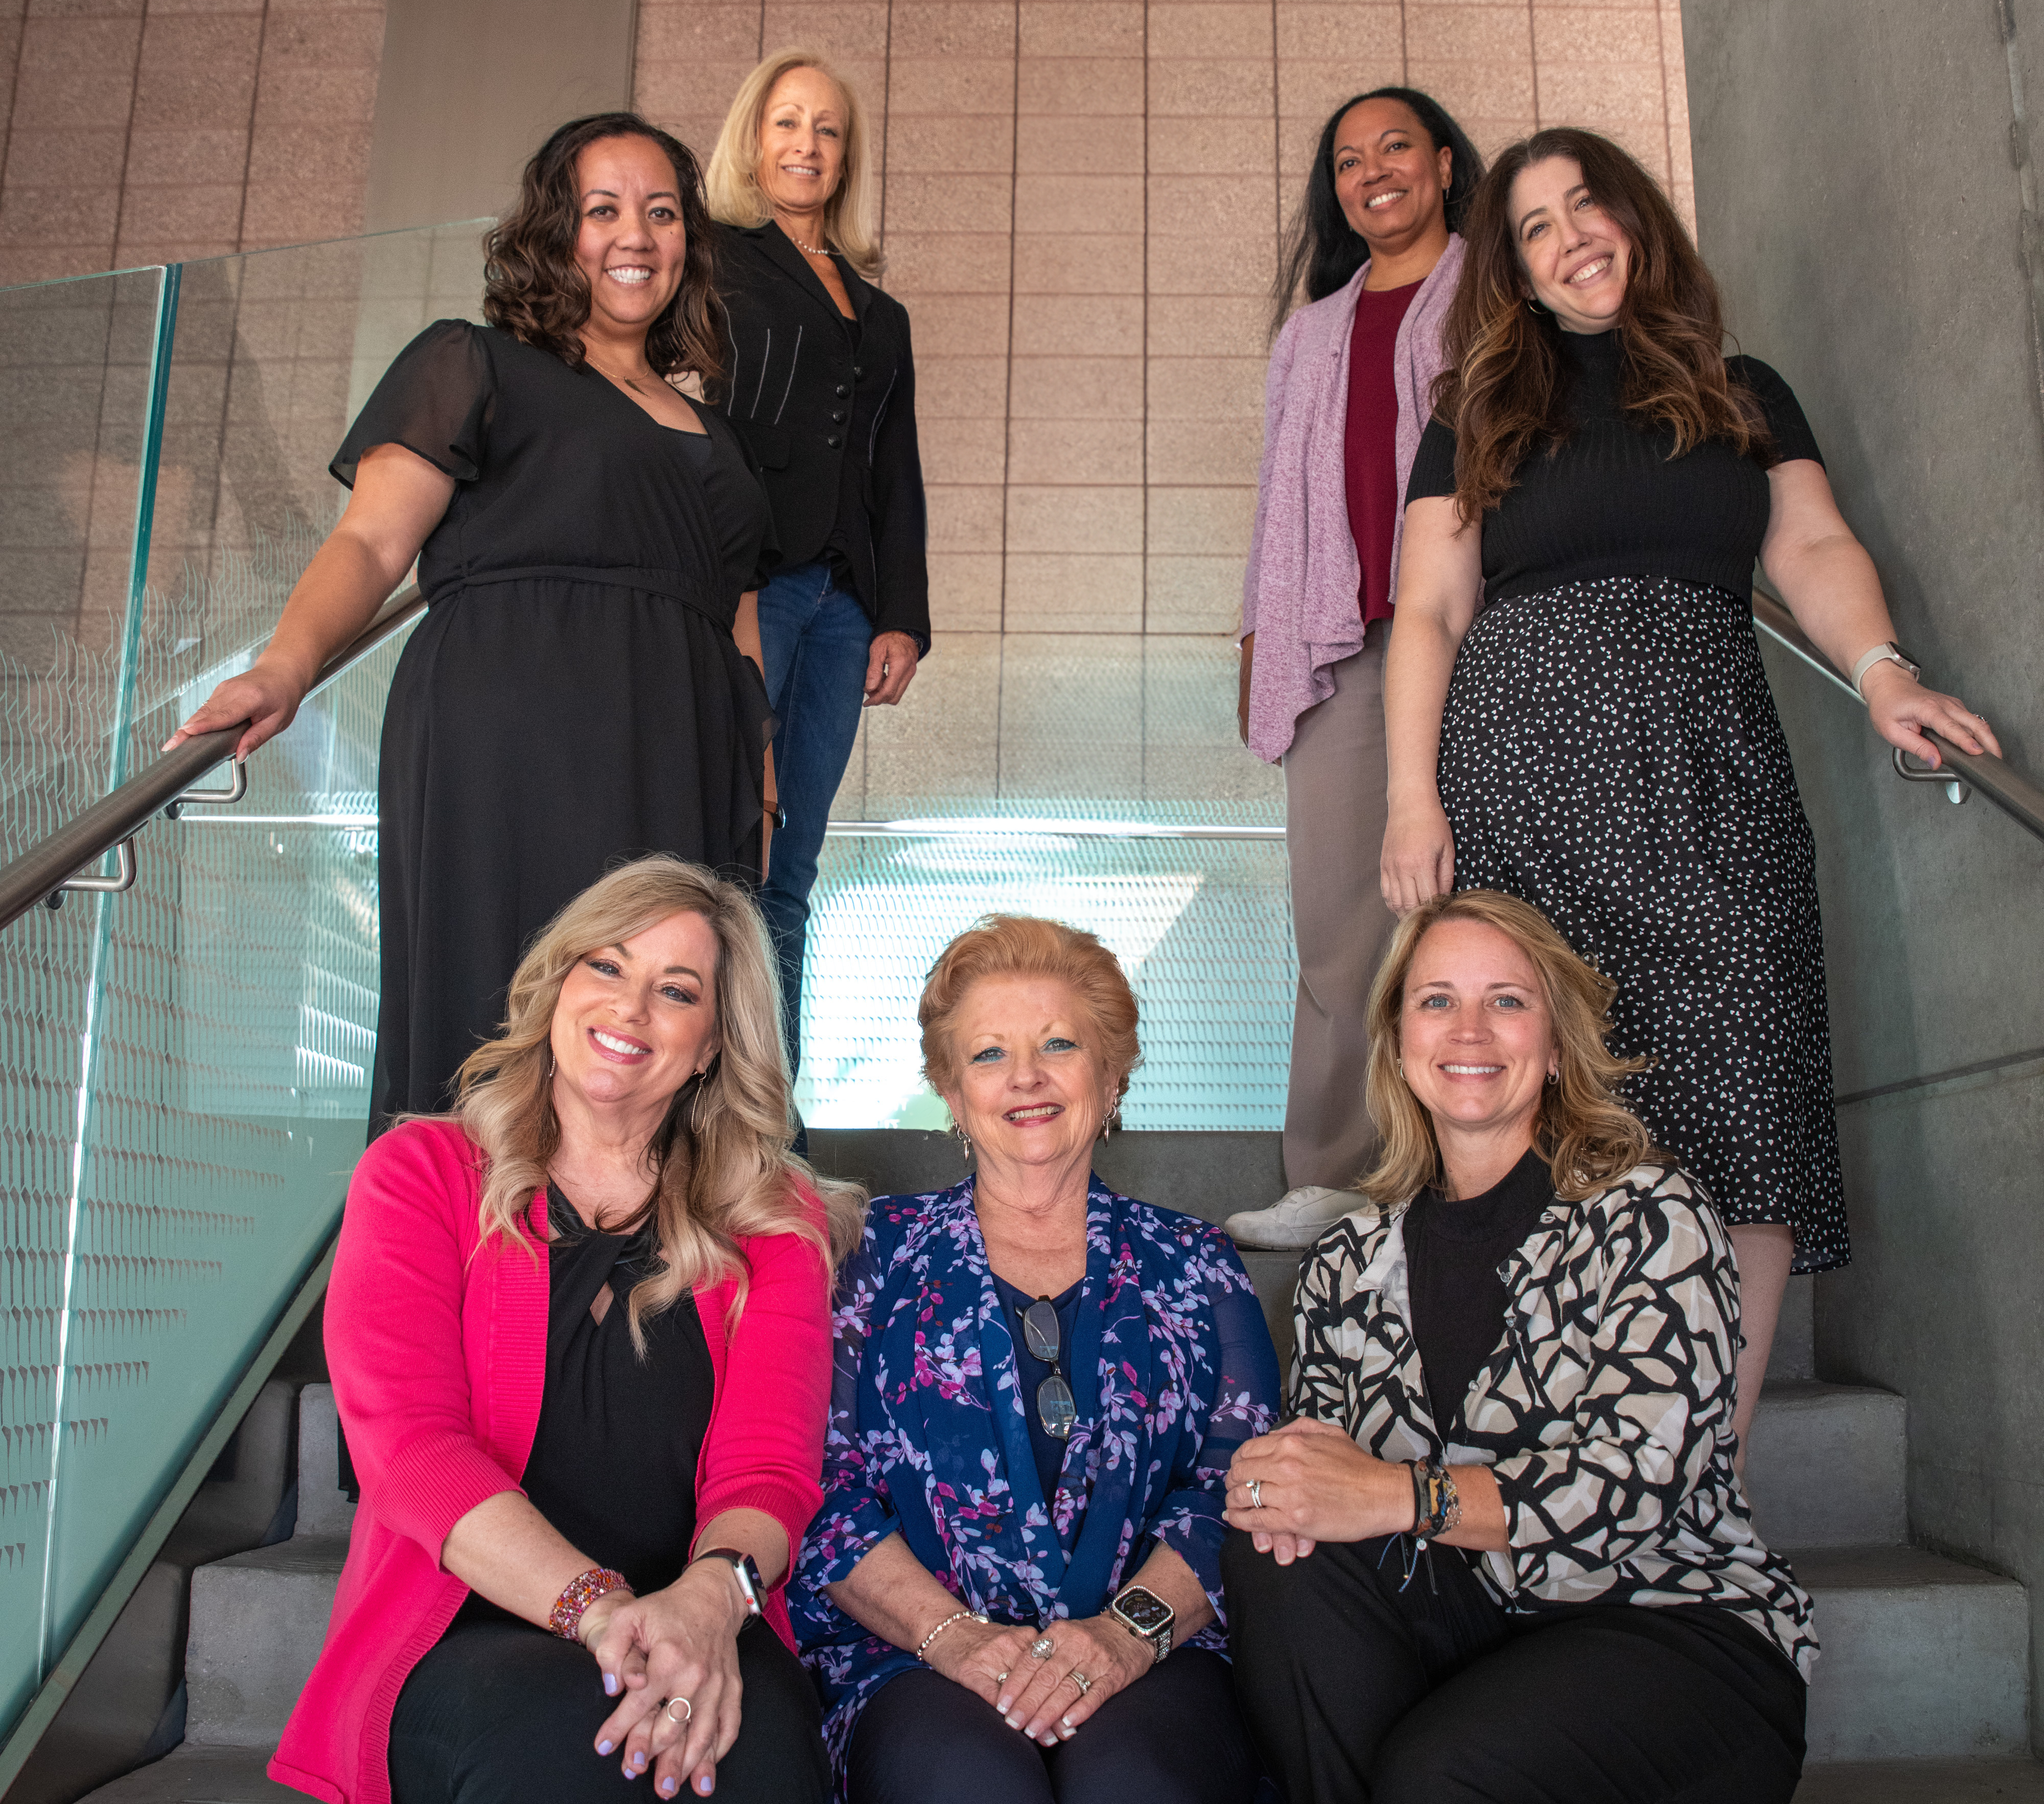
[757, 560, 872, 1076]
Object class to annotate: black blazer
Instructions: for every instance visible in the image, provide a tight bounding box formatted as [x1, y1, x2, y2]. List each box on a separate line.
[714, 223, 931, 650]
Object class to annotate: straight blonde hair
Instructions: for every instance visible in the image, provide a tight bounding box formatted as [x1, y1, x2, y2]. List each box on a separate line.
[447, 855, 866, 1349]
[1358, 890, 1654, 1209]
[705, 48, 884, 277]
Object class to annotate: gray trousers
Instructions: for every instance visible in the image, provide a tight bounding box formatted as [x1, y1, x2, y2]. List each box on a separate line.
[1280, 623, 1399, 1192]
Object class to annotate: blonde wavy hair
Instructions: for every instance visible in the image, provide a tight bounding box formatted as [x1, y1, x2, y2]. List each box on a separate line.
[919, 916, 1142, 1120]
[705, 48, 883, 278]
[447, 855, 866, 1349]
[1359, 890, 1655, 1209]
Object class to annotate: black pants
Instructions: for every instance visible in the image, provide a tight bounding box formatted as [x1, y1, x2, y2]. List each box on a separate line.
[846, 1649, 1261, 1804]
[1222, 1532, 1806, 1803]
[389, 1614, 829, 1803]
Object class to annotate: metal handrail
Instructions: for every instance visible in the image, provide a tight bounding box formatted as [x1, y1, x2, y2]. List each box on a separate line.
[0, 585, 425, 932]
[1750, 581, 2044, 840]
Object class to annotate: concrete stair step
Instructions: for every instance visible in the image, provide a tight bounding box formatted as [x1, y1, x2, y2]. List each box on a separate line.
[183, 1537, 349, 1747]
[1744, 1382, 1907, 1548]
[75, 1745, 300, 1802]
[1795, 1545, 2029, 1763]
[1795, 1756, 2044, 1800]
[292, 1383, 355, 1538]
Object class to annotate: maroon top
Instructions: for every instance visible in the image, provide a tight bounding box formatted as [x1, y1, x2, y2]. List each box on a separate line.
[1344, 279, 1423, 624]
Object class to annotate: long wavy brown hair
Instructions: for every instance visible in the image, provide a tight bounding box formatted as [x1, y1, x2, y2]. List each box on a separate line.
[446, 855, 866, 1352]
[484, 112, 725, 390]
[1432, 126, 1771, 522]
[1358, 890, 1655, 1209]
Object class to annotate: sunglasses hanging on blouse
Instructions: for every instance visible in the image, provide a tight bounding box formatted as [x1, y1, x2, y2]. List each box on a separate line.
[1019, 1297, 1078, 1440]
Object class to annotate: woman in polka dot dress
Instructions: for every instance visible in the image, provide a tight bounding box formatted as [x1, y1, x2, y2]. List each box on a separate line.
[1380, 128, 2001, 1454]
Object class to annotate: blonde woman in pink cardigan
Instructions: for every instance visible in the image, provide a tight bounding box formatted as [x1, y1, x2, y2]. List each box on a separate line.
[1228, 89, 1483, 1250]
[270, 856, 864, 1804]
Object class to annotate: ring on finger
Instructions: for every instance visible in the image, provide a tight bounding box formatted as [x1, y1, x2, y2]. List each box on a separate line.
[1248, 1477, 1265, 1510]
[994, 1670, 1009, 1684]
[1066, 1670, 1092, 1696]
[1029, 1635, 1056, 1661]
[664, 1696, 693, 1725]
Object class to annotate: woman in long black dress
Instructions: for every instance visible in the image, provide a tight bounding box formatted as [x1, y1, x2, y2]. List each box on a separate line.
[168, 113, 776, 1130]
[1380, 128, 2001, 1455]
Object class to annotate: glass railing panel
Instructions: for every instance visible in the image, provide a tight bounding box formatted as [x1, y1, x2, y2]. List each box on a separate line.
[800, 633, 1293, 1130]
[0, 226, 469, 1741]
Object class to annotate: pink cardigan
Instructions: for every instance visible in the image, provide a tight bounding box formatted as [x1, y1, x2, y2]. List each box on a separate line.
[269, 1119, 833, 1804]
[1238, 238, 1465, 763]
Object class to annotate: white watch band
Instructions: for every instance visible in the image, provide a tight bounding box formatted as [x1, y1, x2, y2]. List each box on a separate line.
[1850, 642, 1918, 698]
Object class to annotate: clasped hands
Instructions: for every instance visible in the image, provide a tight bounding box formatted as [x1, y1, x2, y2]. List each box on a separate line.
[1224, 1417, 1419, 1564]
[577, 1561, 751, 1798]
[922, 1611, 1153, 1747]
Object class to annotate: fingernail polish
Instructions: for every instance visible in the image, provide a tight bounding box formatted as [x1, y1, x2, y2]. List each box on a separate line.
[598, 1741, 615, 1756]
[605, 1674, 620, 1696]
[661, 1781, 677, 1797]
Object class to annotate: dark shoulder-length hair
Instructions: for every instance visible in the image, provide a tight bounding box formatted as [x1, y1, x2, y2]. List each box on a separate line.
[1433, 125, 1770, 522]
[483, 111, 725, 391]
[1270, 86, 1484, 341]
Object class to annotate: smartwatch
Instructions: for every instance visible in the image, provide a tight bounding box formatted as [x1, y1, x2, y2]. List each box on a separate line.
[1107, 1582, 1175, 1662]
[1850, 641, 1920, 699]
[694, 1547, 765, 1620]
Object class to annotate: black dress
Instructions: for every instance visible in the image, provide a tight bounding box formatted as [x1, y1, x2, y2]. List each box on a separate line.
[335, 321, 776, 1128]
[387, 1187, 829, 1803]
[1406, 331, 1847, 1272]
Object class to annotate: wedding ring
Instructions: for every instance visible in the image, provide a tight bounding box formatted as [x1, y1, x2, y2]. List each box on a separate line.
[994, 1671, 1009, 1684]
[1067, 1671, 1092, 1696]
[664, 1695, 693, 1725]
[1248, 1478, 1265, 1510]
[1029, 1635, 1056, 1661]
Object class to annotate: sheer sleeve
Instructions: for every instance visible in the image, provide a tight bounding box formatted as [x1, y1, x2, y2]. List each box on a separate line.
[331, 318, 494, 488]
[1404, 415, 1460, 503]
[1731, 355, 1825, 468]
[785, 1224, 899, 1643]
[1144, 1230, 1282, 1620]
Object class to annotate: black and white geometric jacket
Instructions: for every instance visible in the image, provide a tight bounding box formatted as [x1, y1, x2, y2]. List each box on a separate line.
[1292, 1160, 1819, 1680]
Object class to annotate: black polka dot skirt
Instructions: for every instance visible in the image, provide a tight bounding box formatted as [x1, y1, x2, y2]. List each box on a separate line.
[1437, 575, 1848, 1273]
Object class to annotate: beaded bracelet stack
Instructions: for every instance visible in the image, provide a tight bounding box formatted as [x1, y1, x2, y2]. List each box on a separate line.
[549, 1566, 631, 1641]
[1408, 1456, 1463, 1539]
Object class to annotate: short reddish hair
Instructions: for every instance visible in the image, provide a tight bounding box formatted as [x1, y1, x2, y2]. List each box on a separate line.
[918, 915, 1142, 1106]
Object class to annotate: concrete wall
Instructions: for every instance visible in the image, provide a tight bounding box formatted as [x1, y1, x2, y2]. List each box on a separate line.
[1684, 0, 2044, 1745]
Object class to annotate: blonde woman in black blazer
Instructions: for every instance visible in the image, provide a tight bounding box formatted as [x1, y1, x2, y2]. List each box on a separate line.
[706, 49, 930, 1085]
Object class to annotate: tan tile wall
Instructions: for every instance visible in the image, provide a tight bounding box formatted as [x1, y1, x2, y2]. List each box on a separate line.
[633, 2, 1694, 650]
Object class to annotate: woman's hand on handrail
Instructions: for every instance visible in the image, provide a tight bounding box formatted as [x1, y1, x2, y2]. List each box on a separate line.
[164, 442, 453, 761]
[1859, 658, 2003, 771]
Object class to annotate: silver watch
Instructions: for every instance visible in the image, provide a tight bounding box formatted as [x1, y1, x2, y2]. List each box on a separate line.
[1106, 1583, 1174, 1663]
[694, 1547, 764, 1620]
[1850, 641, 1919, 698]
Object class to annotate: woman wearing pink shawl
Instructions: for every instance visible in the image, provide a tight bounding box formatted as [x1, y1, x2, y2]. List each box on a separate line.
[1228, 90, 1483, 1249]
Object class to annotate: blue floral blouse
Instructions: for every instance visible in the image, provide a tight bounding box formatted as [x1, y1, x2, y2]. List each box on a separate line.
[789, 1174, 1281, 1769]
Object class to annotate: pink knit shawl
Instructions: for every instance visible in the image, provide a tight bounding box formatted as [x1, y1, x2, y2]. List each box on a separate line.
[1239, 236, 1465, 764]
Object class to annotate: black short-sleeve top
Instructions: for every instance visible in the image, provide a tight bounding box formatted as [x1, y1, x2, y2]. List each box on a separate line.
[1405, 331, 1824, 604]
[331, 319, 774, 622]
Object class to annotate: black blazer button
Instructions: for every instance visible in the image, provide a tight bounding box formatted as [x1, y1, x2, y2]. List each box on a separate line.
[834, 383, 849, 398]
[831, 408, 847, 423]
[826, 434, 843, 448]
[852, 365, 864, 379]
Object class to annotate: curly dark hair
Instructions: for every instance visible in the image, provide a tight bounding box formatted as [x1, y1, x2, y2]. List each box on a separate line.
[1270, 87, 1484, 342]
[1432, 126, 1772, 522]
[483, 112, 724, 389]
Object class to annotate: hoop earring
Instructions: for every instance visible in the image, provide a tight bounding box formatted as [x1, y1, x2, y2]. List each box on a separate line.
[1099, 1105, 1119, 1143]
[1525, 296, 1547, 316]
[689, 1066, 711, 1135]
[1546, 1068, 1560, 1086]
[546, 1050, 556, 1079]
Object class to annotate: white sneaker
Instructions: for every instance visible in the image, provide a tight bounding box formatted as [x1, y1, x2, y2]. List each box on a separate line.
[1223, 1185, 1358, 1249]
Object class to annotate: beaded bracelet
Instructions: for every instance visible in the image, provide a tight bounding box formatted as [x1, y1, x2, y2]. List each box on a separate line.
[916, 1608, 990, 1662]
[549, 1566, 631, 1641]
[1407, 1458, 1464, 1539]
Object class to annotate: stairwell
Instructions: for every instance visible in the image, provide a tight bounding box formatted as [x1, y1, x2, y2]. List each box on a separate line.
[33, 1130, 2044, 1803]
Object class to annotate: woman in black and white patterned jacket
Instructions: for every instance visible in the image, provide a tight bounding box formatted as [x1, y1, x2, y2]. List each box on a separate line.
[1219, 889, 1816, 1804]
